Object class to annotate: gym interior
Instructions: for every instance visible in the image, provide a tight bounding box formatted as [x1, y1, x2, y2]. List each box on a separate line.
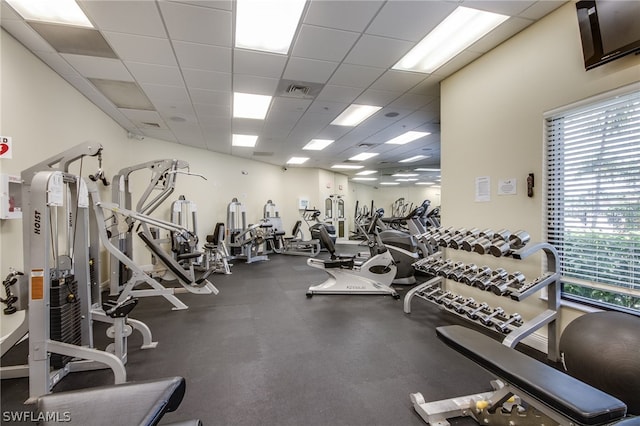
[1, 1, 639, 425]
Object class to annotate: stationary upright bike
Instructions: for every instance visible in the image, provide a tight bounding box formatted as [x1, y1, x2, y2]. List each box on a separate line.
[306, 225, 399, 299]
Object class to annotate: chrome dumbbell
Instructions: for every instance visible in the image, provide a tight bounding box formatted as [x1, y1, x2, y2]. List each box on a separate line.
[428, 227, 453, 246]
[448, 263, 475, 281]
[443, 295, 464, 309]
[454, 297, 475, 314]
[490, 271, 525, 296]
[438, 261, 464, 277]
[463, 266, 491, 286]
[432, 259, 454, 275]
[474, 268, 507, 290]
[508, 230, 531, 250]
[473, 237, 492, 254]
[478, 228, 495, 239]
[434, 291, 453, 304]
[488, 229, 512, 257]
[466, 302, 489, 320]
[438, 228, 467, 247]
[480, 307, 505, 326]
[423, 287, 443, 300]
[448, 233, 466, 249]
[495, 313, 523, 334]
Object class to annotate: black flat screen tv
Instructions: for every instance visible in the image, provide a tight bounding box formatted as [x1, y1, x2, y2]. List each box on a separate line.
[576, 0, 640, 70]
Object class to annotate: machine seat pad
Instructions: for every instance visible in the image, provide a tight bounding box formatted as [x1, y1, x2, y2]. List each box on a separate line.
[37, 376, 186, 426]
[324, 258, 355, 269]
[177, 251, 202, 260]
[436, 326, 627, 426]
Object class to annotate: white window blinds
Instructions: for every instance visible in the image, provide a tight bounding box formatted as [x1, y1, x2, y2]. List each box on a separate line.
[545, 87, 640, 310]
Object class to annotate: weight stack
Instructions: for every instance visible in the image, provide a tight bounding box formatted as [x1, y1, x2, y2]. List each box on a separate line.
[50, 275, 82, 368]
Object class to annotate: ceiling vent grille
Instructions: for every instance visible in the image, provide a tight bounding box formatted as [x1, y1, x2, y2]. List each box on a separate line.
[286, 84, 310, 96]
[141, 122, 161, 128]
[253, 151, 274, 156]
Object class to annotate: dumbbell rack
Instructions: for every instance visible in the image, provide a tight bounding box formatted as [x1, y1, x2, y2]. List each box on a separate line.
[404, 228, 561, 361]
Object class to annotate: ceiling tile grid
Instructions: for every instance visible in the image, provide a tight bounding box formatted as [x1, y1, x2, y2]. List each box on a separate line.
[1, 0, 567, 185]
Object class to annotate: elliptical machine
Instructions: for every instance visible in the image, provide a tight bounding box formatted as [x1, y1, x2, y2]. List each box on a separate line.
[306, 225, 399, 299]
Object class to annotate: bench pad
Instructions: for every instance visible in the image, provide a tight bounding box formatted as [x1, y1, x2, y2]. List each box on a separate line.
[37, 376, 186, 426]
[436, 326, 627, 426]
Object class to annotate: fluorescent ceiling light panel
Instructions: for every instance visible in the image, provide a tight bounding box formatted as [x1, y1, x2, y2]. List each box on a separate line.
[356, 170, 378, 176]
[233, 92, 272, 119]
[232, 134, 258, 147]
[415, 168, 441, 172]
[396, 178, 419, 182]
[303, 139, 334, 151]
[349, 153, 379, 161]
[415, 182, 435, 185]
[287, 157, 309, 164]
[352, 177, 378, 181]
[235, 0, 305, 54]
[380, 182, 400, 186]
[392, 173, 419, 177]
[6, 0, 93, 27]
[393, 6, 508, 74]
[385, 131, 430, 145]
[331, 104, 382, 126]
[331, 164, 364, 170]
[399, 155, 428, 163]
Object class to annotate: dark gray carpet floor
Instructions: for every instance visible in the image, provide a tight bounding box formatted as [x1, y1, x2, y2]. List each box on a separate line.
[2, 246, 500, 425]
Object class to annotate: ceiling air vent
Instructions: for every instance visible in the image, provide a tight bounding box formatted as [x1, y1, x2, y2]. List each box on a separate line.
[276, 80, 324, 99]
[253, 151, 274, 157]
[141, 122, 161, 128]
[286, 84, 310, 96]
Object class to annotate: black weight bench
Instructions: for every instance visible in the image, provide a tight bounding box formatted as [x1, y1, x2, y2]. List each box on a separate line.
[37, 376, 201, 426]
[410, 325, 629, 426]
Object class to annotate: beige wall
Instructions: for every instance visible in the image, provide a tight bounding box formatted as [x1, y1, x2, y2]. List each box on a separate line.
[440, 1, 640, 340]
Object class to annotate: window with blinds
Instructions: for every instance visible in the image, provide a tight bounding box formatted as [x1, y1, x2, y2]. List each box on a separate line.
[545, 86, 640, 313]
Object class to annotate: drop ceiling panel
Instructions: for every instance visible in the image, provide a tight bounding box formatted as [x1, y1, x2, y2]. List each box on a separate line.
[103, 32, 178, 66]
[315, 85, 363, 104]
[233, 74, 280, 96]
[29, 22, 117, 58]
[201, 117, 232, 131]
[190, 90, 231, 107]
[167, 0, 232, 11]
[173, 41, 231, 72]
[366, 1, 457, 41]
[370, 70, 427, 92]
[328, 64, 385, 88]
[270, 97, 313, 113]
[233, 49, 288, 79]
[282, 57, 339, 84]
[62, 54, 133, 81]
[125, 62, 184, 86]
[431, 50, 483, 78]
[387, 93, 434, 110]
[303, 0, 383, 32]
[344, 35, 413, 68]
[182, 68, 231, 91]
[519, 1, 566, 20]
[141, 83, 190, 104]
[292, 25, 359, 62]
[159, 1, 232, 47]
[355, 89, 401, 106]
[79, 0, 166, 37]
